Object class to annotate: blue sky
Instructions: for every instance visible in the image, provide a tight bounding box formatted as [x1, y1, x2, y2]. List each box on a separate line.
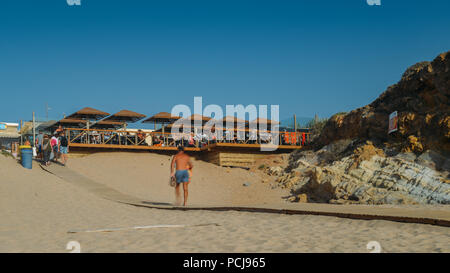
[1, 0, 449, 125]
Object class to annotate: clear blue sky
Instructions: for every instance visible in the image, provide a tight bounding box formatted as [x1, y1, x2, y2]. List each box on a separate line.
[1, 0, 449, 124]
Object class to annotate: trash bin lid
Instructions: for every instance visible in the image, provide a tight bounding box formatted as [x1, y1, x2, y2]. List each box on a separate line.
[19, 145, 32, 149]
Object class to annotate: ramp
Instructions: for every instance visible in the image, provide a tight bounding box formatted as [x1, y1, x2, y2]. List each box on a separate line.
[40, 163, 450, 227]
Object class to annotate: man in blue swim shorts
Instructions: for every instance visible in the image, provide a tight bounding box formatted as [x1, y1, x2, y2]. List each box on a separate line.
[170, 146, 193, 206]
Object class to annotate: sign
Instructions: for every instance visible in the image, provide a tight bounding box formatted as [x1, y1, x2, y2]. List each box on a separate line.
[388, 111, 398, 134]
[0, 124, 6, 130]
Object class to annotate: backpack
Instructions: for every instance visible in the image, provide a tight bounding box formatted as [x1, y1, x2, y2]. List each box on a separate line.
[60, 136, 68, 147]
[43, 139, 51, 151]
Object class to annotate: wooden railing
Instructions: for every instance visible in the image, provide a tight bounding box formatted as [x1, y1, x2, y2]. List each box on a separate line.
[65, 128, 311, 149]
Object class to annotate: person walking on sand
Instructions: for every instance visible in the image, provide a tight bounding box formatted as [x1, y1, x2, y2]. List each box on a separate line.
[170, 146, 193, 206]
[42, 135, 52, 166]
[58, 131, 69, 166]
[50, 134, 59, 163]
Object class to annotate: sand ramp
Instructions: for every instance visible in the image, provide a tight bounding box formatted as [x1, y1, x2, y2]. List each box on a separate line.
[40, 163, 450, 227]
[40, 163, 166, 206]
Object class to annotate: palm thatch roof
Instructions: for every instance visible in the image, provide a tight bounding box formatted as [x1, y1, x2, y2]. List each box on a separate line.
[142, 112, 181, 124]
[218, 116, 248, 124]
[56, 118, 88, 128]
[91, 120, 125, 129]
[66, 107, 110, 120]
[103, 110, 146, 123]
[249, 117, 280, 125]
[188, 114, 212, 122]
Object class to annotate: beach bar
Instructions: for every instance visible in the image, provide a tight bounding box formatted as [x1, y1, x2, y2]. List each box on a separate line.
[51, 108, 311, 167]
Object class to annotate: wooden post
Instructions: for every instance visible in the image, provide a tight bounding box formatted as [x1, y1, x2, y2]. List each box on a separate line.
[86, 121, 90, 144]
[162, 122, 165, 145]
[294, 114, 297, 131]
[20, 120, 23, 145]
[32, 112, 36, 147]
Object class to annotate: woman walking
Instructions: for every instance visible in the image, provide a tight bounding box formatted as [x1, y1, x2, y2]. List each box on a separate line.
[42, 135, 52, 166]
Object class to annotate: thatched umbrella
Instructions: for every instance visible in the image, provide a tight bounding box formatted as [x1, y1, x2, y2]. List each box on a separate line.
[188, 114, 211, 122]
[56, 118, 88, 128]
[66, 107, 110, 121]
[188, 114, 212, 132]
[142, 112, 181, 132]
[66, 107, 110, 130]
[216, 116, 248, 129]
[91, 120, 125, 130]
[142, 112, 182, 143]
[249, 117, 279, 128]
[103, 110, 146, 123]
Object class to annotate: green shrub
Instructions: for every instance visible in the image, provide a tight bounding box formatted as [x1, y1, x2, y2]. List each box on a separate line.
[306, 117, 328, 137]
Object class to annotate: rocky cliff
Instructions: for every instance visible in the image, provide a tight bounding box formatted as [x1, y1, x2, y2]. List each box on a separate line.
[268, 52, 450, 205]
[316, 51, 450, 154]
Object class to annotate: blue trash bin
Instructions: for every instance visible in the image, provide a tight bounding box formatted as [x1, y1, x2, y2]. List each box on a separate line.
[21, 147, 33, 169]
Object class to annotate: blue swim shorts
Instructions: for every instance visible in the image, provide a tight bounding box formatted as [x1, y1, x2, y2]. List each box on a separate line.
[175, 170, 189, 183]
[60, 146, 68, 154]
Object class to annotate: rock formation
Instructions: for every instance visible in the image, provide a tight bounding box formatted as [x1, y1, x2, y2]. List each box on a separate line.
[272, 142, 450, 204]
[316, 51, 450, 154]
[270, 52, 450, 205]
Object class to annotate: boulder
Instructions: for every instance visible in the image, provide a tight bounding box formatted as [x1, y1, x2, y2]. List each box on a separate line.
[297, 193, 308, 203]
[275, 144, 450, 205]
[267, 166, 284, 176]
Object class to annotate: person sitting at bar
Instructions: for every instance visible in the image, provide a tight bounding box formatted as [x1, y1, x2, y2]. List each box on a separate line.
[173, 132, 182, 147]
[181, 133, 188, 147]
[211, 130, 217, 144]
[104, 132, 110, 143]
[137, 130, 146, 145]
[260, 131, 270, 144]
[248, 129, 257, 144]
[224, 129, 232, 143]
[236, 130, 245, 144]
[188, 133, 195, 147]
[153, 135, 161, 146]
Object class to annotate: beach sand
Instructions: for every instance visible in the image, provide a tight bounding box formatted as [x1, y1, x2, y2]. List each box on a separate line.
[1, 153, 449, 253]
[68, 152, 289, 206]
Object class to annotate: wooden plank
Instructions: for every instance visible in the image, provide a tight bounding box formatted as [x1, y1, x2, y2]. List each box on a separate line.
[221, 162, 253, 167]
[68, 143, 201, 152]
[220, 154, 255, 159]
[215, 143, 302, 149]
[68, 139, 300, 168]
[202, 151, 221, 165]
[218, 151, 256, 167]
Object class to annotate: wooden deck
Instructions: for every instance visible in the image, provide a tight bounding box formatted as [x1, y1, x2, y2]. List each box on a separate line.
[69, 142, 303, 152]
[68, 143, 202, 152]
[68, 142, 304, 167]
[66, 127, 308, 167]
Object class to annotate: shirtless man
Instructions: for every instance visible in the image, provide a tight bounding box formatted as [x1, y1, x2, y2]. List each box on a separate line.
[170, 146, 193, 206]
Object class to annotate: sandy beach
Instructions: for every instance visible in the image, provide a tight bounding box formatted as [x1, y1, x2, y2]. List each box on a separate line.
[68, 152, 288, 206]
[1, 153, 449, 253]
